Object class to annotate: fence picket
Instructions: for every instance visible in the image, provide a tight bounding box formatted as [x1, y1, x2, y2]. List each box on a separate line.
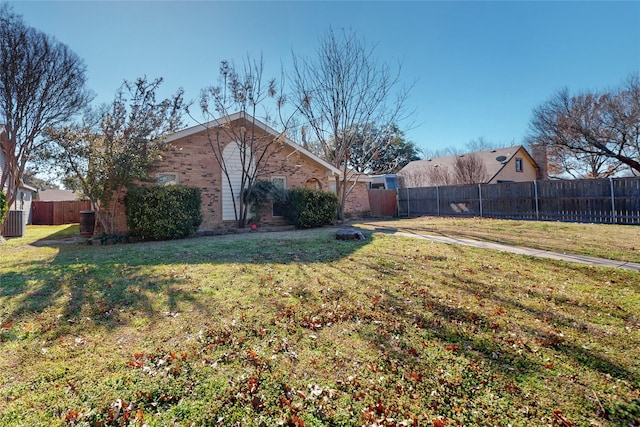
[398, 177, 640, 225]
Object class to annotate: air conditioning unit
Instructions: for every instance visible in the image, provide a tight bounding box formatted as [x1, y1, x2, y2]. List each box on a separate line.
[3, 210, 26, 237]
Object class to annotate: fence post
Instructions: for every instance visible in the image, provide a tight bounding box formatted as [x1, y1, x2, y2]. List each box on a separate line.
[436, 186, 440, 216]
[395, 189, 399, 218]
[609, 177, 617, 224]
[406, 188, 410, 218]
[533, 180, 540, 221]
[478, 184, 483, 218]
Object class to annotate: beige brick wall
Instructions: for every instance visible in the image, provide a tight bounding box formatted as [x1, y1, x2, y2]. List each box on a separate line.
[344, 181, 371, 217]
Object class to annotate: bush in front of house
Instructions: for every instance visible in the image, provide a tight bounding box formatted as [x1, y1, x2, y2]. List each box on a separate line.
[126, 185, 202, 240]
[245, 180, 288, 224]
[284, 188, 338, 229]
[0, 191, 7, 225]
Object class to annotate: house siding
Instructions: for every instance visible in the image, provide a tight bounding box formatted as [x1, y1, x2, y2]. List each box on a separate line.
[343, 181, 371, 217]
[488, 149, 538, 183]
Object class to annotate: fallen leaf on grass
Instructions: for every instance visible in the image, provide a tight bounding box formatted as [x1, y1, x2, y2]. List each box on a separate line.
[445, 344, 459, 352]
[287, 415, 305, 426]
[1, 320, 13, 329]
[553, 410, 574, 426]
[64, 410, 80, 422]
[247, 377, 259, 394]
[406, 371, 422, 382]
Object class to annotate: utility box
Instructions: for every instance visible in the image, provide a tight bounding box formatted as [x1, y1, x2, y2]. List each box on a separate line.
[4, 210, 26, 237]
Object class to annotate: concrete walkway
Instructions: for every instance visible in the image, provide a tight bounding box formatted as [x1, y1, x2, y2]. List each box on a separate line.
[374, 229, 640, 272]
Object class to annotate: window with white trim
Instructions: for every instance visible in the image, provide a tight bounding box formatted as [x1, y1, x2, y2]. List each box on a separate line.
[271, 176, 286, 217]
[515, 158, 523, 173]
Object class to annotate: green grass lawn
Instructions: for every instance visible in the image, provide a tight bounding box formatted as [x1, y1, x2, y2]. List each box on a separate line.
[1, 223, 639, 426]
[356, 217, 640, 264]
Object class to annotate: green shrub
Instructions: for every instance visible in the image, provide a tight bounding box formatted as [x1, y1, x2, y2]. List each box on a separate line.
[284, 188, 338, 229]
[0, 191, 7, 225]
[126, 185, 202, 241]
[244, 180, 288, 224]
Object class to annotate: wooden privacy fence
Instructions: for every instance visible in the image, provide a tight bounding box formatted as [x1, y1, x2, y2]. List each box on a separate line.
[367, 189, 398, 217]
[32, 200, 92, 225]
[397, 176, 640, 225]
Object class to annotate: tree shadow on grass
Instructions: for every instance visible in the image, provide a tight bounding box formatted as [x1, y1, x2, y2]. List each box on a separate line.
[440, 274, 639, 384]
[0, 228, 370, 341]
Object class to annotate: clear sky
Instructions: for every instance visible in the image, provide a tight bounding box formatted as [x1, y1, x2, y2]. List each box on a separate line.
[8, 0, 640, 155]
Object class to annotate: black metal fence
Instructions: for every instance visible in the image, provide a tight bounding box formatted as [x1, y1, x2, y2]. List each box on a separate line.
[398, 176, 640, 224]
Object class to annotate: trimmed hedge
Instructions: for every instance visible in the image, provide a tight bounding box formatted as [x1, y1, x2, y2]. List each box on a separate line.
[284, 188, 338, 229]
[0, 191, 7, 225]
[126, 185, 202, 241]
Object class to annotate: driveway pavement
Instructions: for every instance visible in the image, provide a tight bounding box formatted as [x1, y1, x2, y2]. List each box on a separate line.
[365, 228, 640, 272]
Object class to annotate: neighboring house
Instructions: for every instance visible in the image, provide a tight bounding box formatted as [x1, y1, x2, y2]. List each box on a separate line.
[398, 146, 541, 188]
[1, 126, 36, 224]
[109, 112, 371, 233]
[368, 174, 400, 190]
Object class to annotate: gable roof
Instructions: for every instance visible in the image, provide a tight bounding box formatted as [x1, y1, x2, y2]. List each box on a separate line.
[166, 112, 342, 176]
[399, 146, 538, 183]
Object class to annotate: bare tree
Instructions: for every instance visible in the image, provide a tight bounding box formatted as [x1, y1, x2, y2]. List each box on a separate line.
[465, 137, 492, 153]
[426, 165, 454, 186]
[528, 75, 640, 177]
[453, 154, 488, 184]
[398, 168, 426, 189]
[399, 152, 487, 189]
[544, 143, 622, 179]
[0, 4, 92, 233]
[48, 77, 184, 234]
[291, 28, 410, 219]
[194, 57, 290, 228]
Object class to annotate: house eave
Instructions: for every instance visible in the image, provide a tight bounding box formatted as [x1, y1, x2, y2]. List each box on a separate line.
[165, 113, 342, 176]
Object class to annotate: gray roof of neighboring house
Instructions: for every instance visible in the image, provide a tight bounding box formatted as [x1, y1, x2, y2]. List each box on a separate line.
[399, 145, 537, 183]
[37, 189, 85, 202]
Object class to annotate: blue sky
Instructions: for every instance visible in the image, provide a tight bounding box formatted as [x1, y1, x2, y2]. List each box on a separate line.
[9, 0, 640, 155]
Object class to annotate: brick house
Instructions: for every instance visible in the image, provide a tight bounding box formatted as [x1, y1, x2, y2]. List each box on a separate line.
[108, 112, 371, 233]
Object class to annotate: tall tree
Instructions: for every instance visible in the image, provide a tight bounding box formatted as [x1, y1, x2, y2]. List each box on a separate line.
[528, 75, 640, 177]
[48, 77, 184, 234]
[194, 56, 290, 228]
[544, 143, 622, 179]
[291, 28, 410, 219]
[0, 4, 91, 233]
[21, 167, 59, 190]
[341, 124, 420, 174]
